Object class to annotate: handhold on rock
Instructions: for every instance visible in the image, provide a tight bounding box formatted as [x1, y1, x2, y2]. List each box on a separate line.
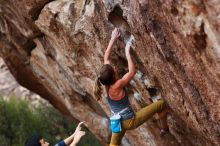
[134, 92, 143, 101]
[125, 34, 135, 49]
[150, 95, 162, 103]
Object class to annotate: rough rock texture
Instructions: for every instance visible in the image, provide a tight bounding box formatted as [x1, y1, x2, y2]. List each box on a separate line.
[0, 58, 47, 105]
[0, 0, 220, 145]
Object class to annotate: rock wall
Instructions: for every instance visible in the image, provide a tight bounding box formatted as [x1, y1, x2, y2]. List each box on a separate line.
[0, 0, 220, 145]
[0, 58, 48, 105]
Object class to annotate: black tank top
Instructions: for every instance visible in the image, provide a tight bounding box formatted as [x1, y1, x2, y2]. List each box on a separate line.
[106, 88, 134, 120]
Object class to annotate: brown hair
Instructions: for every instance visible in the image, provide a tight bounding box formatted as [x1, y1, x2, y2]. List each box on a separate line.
[93, 64, 115, 101]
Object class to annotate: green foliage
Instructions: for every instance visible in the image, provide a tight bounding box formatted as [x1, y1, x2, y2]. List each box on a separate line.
[0, 97, 101, 146]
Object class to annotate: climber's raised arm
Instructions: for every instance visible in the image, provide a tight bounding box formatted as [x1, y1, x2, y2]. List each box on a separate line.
[104, 28, 120, 64]
[117, 40, 136, 88]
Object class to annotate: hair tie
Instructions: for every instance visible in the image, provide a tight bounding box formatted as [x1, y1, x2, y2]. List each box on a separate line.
[98, 77, 103, 86]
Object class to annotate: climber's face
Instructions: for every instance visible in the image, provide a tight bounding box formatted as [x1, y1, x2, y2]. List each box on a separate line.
[40, 138, 49, 146]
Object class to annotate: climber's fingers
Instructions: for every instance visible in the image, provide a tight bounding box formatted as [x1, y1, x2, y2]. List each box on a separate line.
[111, 28, 120, 39]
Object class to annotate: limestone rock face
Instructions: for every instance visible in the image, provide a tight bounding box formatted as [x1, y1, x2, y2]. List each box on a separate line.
[0, 0, 220, 145]
[0, 58, 47, 105]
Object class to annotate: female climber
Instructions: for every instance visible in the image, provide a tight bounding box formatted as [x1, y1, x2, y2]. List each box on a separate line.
[94, 28, 169, 146]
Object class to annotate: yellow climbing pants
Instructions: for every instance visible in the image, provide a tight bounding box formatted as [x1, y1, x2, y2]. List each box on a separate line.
[109, 100, 167, 146]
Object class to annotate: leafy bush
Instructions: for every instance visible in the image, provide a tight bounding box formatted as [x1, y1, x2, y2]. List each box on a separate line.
[0, 97, 101, 146]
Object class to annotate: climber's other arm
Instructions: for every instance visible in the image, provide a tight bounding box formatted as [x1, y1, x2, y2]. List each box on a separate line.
[104, 28, 120, 64]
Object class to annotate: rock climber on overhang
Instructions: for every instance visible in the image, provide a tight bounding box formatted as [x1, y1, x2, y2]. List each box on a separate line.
[93, 28, 169, 146]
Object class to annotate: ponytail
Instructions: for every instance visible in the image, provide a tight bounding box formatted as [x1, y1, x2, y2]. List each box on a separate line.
[93, 77, 103, 101]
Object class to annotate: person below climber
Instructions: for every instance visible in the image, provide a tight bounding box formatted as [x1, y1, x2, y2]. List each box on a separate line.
[93, 28, 169, 146]
[24, 121, 86, 146]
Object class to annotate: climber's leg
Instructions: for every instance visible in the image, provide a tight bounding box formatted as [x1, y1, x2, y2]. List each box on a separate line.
[110, 130, 126, 146]
[132, 100, 167, 128]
